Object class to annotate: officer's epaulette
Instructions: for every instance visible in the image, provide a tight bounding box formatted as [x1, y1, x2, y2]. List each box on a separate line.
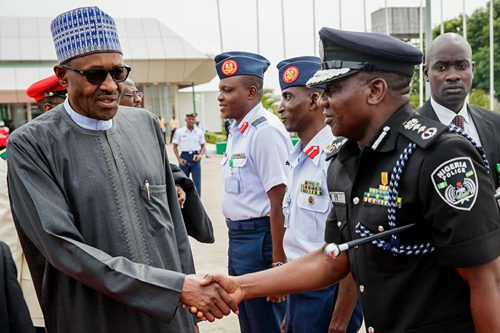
[325, 137, 347, 161]
[0, 148, 6, 160]
[251, 116, 267, 127]
[399, 115, 448, 149]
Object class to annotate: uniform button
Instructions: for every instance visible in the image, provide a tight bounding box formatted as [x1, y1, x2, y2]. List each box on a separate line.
[352, 197, 360, 205]
[378, 225, 384, 232]
[359, 284, 365, 293]
[337, 221, 342, 228]
[368, 327, 375, 333]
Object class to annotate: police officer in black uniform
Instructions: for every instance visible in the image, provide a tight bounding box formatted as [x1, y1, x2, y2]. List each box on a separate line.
[194, 27, 500, 333]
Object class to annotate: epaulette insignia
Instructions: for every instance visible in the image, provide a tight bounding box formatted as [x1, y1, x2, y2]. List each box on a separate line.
[326, 137, 347, 161]
[400, 115, 447, 149]
[251, 116, 267, 127]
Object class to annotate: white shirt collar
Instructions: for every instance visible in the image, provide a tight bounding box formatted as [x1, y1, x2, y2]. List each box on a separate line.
[430, 97, 470, 126]
[64, 98, 113, 131]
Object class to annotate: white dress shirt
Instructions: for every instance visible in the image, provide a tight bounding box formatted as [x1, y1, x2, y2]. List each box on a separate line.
[172, 126, 205, 152]
[431, 97, 482, 146]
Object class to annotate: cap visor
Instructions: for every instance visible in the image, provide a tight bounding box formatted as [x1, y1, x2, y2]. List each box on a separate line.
[306, 68, 355, 87]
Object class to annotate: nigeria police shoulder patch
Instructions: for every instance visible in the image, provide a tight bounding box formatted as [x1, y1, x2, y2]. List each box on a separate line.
[431, 157, 478, 211]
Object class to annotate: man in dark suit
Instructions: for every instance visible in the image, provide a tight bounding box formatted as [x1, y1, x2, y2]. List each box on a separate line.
[417, 32, 500, 190]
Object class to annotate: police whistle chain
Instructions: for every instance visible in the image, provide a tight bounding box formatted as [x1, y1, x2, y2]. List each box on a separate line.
[324, 223, 416, 257]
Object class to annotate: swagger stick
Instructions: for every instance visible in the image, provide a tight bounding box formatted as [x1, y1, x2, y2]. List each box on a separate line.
[324, 223, 416, 257]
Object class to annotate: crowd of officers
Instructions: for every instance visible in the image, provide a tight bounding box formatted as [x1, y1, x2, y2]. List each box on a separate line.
[0, 5, 499, 333]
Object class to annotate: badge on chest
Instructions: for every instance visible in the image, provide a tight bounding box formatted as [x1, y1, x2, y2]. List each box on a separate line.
[300, 180, 323, 196]
[230, 153, 247, 167]
[363, 172, 403, 208]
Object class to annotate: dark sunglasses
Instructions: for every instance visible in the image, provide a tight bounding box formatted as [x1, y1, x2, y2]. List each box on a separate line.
[62, 65, 131, 85]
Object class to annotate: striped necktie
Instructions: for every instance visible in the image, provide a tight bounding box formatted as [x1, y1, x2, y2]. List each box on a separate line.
[452, 115, 465, 130]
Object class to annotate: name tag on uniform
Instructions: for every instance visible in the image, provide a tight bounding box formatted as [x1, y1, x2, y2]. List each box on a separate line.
[329, 191, 345, 204]
[231, 153, 247, 168]
[225, 175, 241, 194]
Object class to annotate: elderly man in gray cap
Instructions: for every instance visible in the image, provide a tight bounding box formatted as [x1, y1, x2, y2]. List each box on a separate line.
[7, 6, 236, 333]
[194, 27, 500, 333]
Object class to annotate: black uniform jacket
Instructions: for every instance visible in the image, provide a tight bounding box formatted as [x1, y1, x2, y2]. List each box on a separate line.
[170, 164, 214, 243]
[325, 104, 500, 333]
[417, 100, 500, 188]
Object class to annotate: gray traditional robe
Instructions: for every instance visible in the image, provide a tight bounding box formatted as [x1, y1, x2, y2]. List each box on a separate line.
[7, 104, 196, 333]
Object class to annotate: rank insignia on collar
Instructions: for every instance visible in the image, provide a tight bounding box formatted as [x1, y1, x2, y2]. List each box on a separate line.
[305, 145, 320, 159]
[239, 121, 249, 134]
[363, 172, 402, 208]
[300, 180, 323, 196]
[431, 157, 478, 211]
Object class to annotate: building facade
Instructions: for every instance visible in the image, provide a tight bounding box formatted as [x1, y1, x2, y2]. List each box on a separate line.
[0, 16, 216, 131]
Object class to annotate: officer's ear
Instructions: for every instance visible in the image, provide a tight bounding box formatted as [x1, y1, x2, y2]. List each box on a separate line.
[247, 85, 258, 100]
[366, 77, 387, 105]
[54, 65, 69, 88]
[423, 64, 430, 82]
[310, 91, 321, 110]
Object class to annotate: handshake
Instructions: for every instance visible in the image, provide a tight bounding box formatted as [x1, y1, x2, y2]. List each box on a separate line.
[180, 274, 243, 322]
[180, 273, 286, 322]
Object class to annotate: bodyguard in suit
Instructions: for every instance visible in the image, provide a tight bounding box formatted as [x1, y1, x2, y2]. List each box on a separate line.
[417, 33, 500, 190]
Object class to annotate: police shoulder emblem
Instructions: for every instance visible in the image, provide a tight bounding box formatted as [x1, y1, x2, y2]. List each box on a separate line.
[283, 66, 300, 84]
[400, 116, 446, 149]
[222, 59, 238, 76]
[431, 157, 478, 211]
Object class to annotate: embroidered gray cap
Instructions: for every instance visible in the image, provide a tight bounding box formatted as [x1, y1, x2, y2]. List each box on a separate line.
[50, 6, 122, 64]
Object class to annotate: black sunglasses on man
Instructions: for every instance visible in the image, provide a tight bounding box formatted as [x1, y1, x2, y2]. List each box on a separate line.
[62, 65, 131, 85]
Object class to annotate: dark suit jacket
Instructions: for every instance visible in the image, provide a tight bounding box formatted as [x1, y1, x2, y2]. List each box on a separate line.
[170, 164, 214, 243]
[0, 242, 34, 333]
[417, 100, 500, 188]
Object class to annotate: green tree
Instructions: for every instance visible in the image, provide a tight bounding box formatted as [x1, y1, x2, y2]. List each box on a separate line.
[432, 1, 500, 101]
[469, 88, 491, 108]
[261, 88, 281, 114]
